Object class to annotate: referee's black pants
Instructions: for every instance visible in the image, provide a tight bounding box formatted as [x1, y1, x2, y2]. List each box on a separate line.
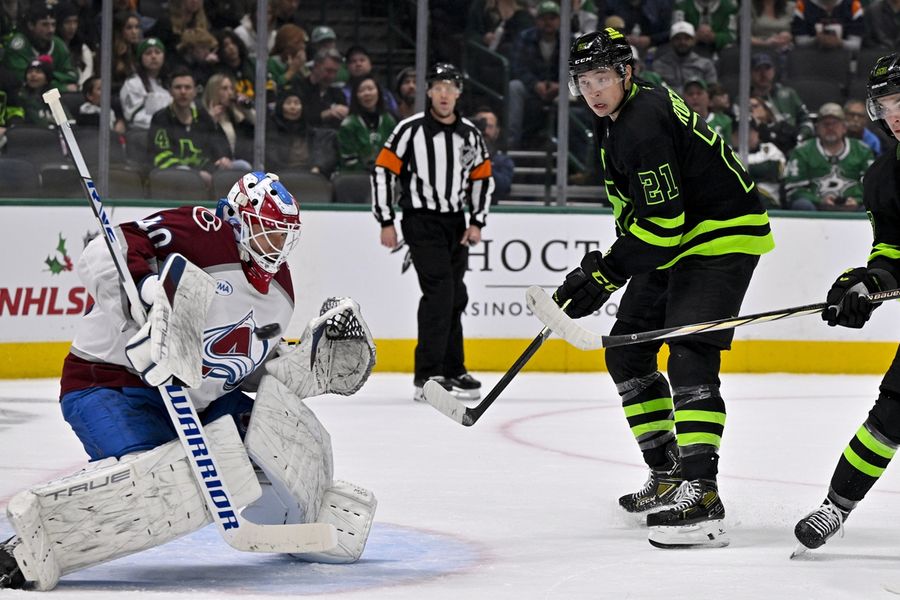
[400, 210, 469, 382]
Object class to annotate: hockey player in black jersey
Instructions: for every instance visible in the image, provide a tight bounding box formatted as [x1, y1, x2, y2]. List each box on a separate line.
[552, 28, 775, 548]
[793, 53, 900, 557]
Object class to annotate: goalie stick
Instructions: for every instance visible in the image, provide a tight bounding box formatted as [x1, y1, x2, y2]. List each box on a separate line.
[524, 285, 900, 351]
[43, 89, 337, 554]
[423, 300, 569, 427]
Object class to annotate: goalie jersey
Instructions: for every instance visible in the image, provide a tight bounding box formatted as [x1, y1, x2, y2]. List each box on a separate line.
[596, 82, 775, 276]
[60, 206, 294, 410]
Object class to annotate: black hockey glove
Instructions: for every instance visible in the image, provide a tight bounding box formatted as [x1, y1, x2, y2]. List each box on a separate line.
[553, 251, 627, 319]
[823, 267, 897, 329]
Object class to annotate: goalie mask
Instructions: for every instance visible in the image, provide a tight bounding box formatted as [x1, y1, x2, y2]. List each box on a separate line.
[866, 53, 900, 138]
[220, 171, 301, 290]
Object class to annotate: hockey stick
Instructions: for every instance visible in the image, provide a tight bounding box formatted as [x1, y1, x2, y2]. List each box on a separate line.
[423, 328, 552, 426]
[423, 299, 569, 426]
[525, 284, 900, 350]
[43, 89, 337, 554]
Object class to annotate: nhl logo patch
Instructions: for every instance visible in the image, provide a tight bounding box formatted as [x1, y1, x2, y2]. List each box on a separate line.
[459, 144, 477, 170]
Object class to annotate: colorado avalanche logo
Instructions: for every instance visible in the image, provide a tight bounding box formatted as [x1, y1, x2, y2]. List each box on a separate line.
[201, 311, 271, 390]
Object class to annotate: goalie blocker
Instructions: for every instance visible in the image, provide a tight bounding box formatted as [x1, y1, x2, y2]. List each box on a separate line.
[2, 297, 378, 589]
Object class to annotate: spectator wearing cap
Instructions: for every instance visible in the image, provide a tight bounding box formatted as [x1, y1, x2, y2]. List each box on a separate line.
[307, 25, 349, 84]
[784, 102, 874, 211]
[394, 66, 417, 120]
[120, 37, 172, 131]
[606, 0, 674, 54]
[286, 48, 348, 129]
[863, 0, 900, 50]
[750, 51, 813, 145]
[19, 57, 55, 127]
[55, 1, 93, 86]
[650, 21, 718, 93]
[843, 98, 888, 156]
[791, 0, 863, 52]
[683, 78, 731, 141]
[268, 24, 309, 91]
[342, 46, 399, 116]
[507, 0, 561, 148]
[3, 3, 79, 92]
[672, 0, 739, 55]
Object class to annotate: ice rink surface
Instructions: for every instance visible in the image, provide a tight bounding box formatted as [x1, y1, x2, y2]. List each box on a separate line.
[4, 372, 900, 599]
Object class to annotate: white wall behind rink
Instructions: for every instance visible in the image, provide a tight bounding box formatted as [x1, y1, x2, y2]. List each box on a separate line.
[0, 205, 895, 345]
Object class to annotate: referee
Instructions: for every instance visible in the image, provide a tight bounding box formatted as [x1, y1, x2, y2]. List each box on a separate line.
[372, 62, 494, 402]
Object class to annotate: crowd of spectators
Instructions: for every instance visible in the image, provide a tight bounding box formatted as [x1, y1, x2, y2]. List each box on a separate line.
[0, 0, 894, 207]
[0, 0, 426, 201]
[450, 0, 897, 208]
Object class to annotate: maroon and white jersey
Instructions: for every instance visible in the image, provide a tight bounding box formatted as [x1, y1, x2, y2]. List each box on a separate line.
[60, 206, 295, 410]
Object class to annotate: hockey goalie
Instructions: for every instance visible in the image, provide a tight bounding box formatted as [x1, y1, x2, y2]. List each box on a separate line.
[0, 172, 378, 590]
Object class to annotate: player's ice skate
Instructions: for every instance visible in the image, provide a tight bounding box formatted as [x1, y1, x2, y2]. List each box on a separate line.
[646, 479, 729, 549]
[790, 499, 847, 559]
[619, 445, 682, 514]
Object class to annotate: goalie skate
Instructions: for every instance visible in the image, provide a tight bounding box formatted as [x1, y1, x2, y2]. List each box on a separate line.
[646, 479, 729, 549]
[0, 538, 24, 589]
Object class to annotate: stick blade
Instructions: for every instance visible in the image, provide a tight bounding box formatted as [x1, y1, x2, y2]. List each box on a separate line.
[525, 285, 603, 351]
[225, 521, 338, 553]
[423, 380, 473, 426]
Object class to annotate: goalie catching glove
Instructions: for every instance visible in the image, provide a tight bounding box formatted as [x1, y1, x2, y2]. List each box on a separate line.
[125, 253, 216, 387]
[553, 251, 627, 318]
[823, 266, 897, 329]
[266, 297, 376, 399]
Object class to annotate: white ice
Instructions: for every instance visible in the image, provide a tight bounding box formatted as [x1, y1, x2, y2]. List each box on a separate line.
[3, 372, 900, 599]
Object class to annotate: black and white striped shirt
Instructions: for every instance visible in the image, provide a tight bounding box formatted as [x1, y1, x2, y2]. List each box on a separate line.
[371, 110, 494, 227]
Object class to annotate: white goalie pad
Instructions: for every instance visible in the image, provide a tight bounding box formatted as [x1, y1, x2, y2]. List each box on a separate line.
[291, 480, 377, 564]
[266, 297, 376, 399]
[7, 416, 260, 591]
[126, 254, 216, 388]
[243, 376, 376, 564]
[243, 375, 334, 526]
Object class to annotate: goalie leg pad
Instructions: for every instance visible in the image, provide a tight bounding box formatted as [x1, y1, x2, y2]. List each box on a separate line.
[266, 297, 376, 399]
[6, 416, 260, 591]
[291, 481, 377, 564]
[244, 375, 333, 526]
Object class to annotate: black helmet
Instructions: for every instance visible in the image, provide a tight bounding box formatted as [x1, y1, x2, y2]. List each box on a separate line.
[866, 53, 900, 134]
[568, 28, 634, 96]
[426, 62, 463, 93]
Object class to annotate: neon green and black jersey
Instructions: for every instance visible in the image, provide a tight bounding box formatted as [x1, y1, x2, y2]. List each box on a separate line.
[865, 145, 900, 281]
[597, 83, 775, 276]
